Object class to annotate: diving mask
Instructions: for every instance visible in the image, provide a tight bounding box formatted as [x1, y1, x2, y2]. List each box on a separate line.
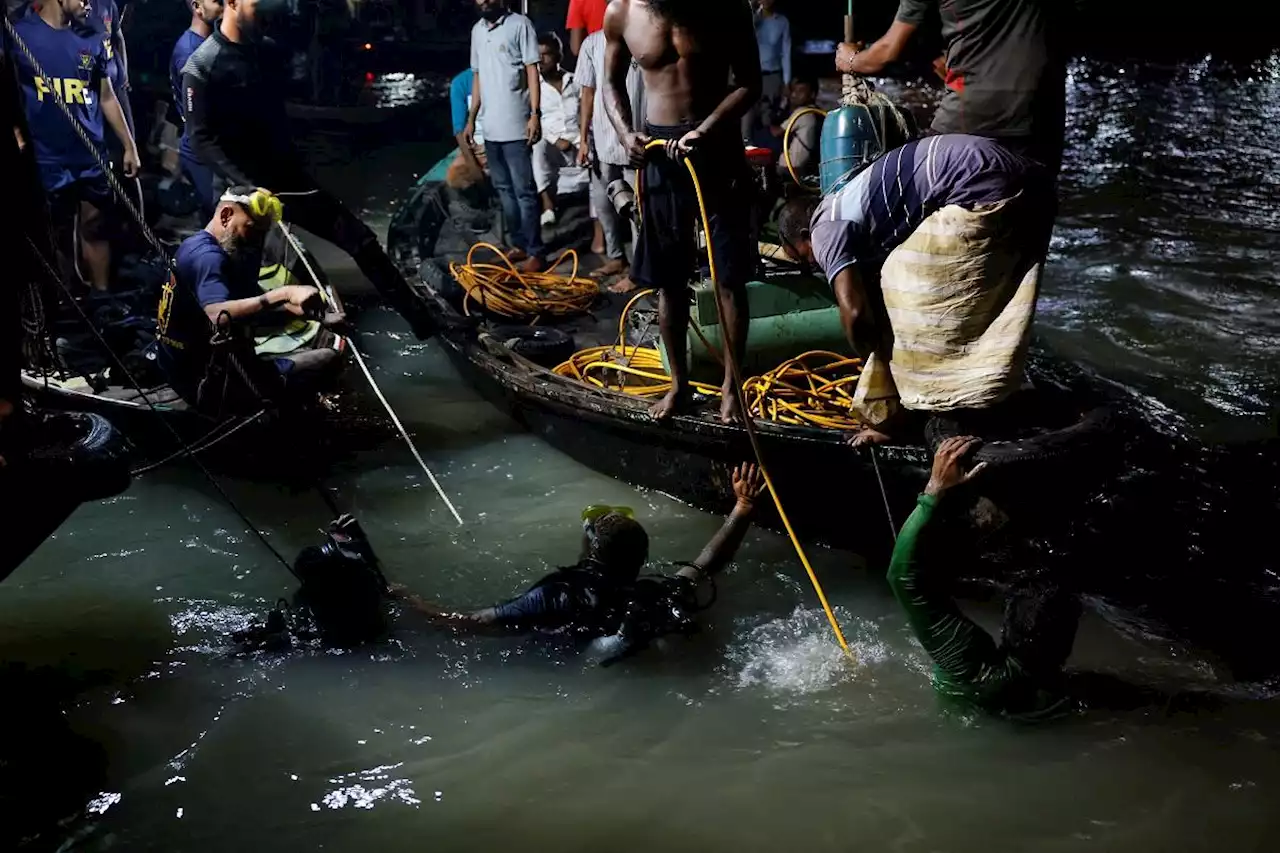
[581, 504, 636, 543]
[221, 188, 284, 224]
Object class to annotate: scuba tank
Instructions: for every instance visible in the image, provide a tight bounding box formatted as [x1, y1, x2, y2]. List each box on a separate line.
[819, 101, 917, 194]
[595, 569, 716, 667]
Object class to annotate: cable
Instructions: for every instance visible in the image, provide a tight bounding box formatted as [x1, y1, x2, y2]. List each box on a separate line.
[782, 107, 828, 191]
[449, 242, 599, 320]
[641, 141, 855, 659]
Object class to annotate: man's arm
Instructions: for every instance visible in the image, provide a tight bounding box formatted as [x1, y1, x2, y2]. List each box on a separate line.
[603, 3, 648, 164]
[677, 463, 766, 581]
[577, 85, 594, 165]
[566, 0, 587, 55]
[831, 266, 867, 355]
[835, 20, 917, 76]
[391, 584, 561, 635]
[525, 63, 542, 143]
[183, 70, 254, 186]
[99, 78, 138, 175]
[689, 2, 762, 141]
[204, 284, 318, 325]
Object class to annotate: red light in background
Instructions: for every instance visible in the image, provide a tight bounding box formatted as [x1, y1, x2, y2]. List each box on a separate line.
[365, 72, 375, 82]
[363, 43, 372, 51]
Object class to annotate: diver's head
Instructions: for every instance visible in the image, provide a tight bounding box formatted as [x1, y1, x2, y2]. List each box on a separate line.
[191, 0, 224, 26]
[581, 509, 650, 582]
[789, 75, 818, 109]
[213, 185, 279, 254]
[778, 195, 822, 267]
[475, 0, 506, 23]
[537, 32, 563, 78]
[1002, 581, 1082, 681]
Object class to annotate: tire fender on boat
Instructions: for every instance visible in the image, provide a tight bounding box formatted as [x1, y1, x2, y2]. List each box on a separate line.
[25, 412, 133, 501]
[491, 326, 577, 369]
[925, 405, 1118, 469]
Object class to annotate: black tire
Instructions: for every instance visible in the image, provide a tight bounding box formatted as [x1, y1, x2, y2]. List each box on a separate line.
[925, 404, 1117, 468]
[26, 412, 132, 501]
[420, 258, 463, 303]
[491, 325, 577, 369]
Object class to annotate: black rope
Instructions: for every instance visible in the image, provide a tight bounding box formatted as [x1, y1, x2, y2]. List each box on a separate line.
[22, 235, 301, 581]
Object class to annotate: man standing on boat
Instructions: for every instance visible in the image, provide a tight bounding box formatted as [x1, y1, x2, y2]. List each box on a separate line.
[391, 464, 766, 665]
[532, 32, 580, 228]
[75, 0, 132, 137]
[170, 0, 223, 219]
[156, 186, 341, 408]
[834, 0, 1068, 178]
[603, 0, 762, 424]
[576, 24, 645, 291]
[464, 0, 546, 274]
[776, 134, 1052, 445]
[181, 0, 436, 338]
[7, 0, 139, 292]
[565, 0, 607, 57]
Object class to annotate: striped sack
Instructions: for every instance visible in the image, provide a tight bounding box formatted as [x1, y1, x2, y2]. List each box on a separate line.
[853, 195, 1041, 420]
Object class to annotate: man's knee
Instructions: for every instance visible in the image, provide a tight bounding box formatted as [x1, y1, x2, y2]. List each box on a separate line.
[78, 200, 107, 241]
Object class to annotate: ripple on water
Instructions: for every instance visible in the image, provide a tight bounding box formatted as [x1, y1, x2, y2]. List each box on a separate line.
[725, 607, 893, 697]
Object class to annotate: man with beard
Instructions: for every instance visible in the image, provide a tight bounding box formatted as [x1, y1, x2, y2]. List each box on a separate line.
[181, 0, 434, 338]
[603, 0, 761, 424]
[155, 186, 338, 406]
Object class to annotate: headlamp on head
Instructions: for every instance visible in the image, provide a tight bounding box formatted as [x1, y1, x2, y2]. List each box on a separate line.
[221, 188, 284, 224]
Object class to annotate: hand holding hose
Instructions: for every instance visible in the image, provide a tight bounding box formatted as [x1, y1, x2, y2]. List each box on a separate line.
[622, 130, 653, 167]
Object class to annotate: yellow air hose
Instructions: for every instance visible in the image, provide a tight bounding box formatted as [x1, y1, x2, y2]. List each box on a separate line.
[782, 107, 829, 191]
[640, 140, 855, 659]
[449, 242, 599, 320]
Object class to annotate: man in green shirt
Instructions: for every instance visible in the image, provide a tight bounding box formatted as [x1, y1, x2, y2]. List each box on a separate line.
[887, 436, 1082, 719]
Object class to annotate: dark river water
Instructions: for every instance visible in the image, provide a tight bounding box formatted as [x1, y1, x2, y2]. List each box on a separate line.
[4, 57, 1280, 851]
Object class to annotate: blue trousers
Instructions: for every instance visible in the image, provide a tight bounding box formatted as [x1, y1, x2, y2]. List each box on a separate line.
[486, 139, 544, 259]
[180, 145, 215, 221]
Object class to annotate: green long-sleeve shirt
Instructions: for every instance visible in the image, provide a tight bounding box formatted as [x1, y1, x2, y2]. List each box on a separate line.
[887, 494, 1067, 720]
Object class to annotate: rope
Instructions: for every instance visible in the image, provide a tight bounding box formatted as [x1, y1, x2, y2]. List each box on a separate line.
[21, 235, 302, 581]
[129, 409, 269, 476]
[648, 142, 855, 660]
[868, 447, 898, 544]
[274, 224, 465, 527]
[449, 242, 598, 320]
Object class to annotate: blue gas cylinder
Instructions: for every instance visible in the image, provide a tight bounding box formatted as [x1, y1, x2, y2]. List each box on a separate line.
[818, 102, 917, 194]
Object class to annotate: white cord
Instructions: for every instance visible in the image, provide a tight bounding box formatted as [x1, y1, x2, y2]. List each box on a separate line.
[869, 446, 898, 544]
[276, 223, 464, 527]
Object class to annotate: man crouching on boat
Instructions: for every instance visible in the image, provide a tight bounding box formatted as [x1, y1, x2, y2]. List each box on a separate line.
[156, 186, 344, 411]
[778, 134, 1052, 446]
[391, 464, 765, 663]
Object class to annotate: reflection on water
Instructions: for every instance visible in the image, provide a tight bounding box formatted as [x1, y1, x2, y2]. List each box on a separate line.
[5, 56, 1280, 851]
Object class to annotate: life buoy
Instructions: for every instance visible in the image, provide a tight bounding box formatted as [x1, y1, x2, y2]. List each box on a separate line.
[25, 412, 132, 501]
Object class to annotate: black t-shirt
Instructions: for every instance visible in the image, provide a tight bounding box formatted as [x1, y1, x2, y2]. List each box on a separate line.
[896, 0, 1066, 166]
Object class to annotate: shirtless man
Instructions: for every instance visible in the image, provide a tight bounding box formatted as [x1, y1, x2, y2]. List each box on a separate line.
[603, 0, 762, 423]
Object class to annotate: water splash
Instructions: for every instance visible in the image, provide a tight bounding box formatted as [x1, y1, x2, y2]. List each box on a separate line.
[726, 607, 891, 695]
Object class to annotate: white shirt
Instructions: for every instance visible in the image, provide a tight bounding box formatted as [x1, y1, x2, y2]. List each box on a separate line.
[576, 29, 645, 167]
[539, 69, 581, 147]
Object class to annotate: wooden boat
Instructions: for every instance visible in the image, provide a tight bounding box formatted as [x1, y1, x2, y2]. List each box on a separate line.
[385, 152, 1121, 558]
[21, 227, 354, 472]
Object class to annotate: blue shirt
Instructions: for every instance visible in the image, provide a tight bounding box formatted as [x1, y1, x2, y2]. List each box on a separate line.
[158, 230, 257, 375]
[170, 27, 206, 157]
[10, 12, 108, 187]
[810, 134, 1042, 283]
[74, 0, 125, 96]
[449, 68, 473, 136]
[754, 12, 791, 83]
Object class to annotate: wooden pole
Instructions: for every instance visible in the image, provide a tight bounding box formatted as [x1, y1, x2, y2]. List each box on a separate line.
[844, 0, 854, 42]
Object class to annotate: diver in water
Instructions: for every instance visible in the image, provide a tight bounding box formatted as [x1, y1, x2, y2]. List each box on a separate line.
[888, 436, 1083, 719]
[391, 463, 767, 663]
[180, 0, 435, 339]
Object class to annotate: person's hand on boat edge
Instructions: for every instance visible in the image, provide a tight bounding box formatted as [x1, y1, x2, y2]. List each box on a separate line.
[924, 436, 987, 499]
[731, 462, 767, 512]
[277, 284, 323, 318]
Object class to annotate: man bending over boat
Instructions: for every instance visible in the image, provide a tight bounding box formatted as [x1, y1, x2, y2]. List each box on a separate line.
[777, 134, 1052, 446]
[156, 186, 343, 410]
[392, 464, 766, 665]
[181, 0, 435, 339]
[603, 0, 762, 423]
[890, 436, 1081, 719]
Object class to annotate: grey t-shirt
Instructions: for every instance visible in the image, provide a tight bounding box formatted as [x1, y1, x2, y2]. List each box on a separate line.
[577, 29, 645, 168]
[470, 12, 539, 144]
[810, 134, 1039, 283]
[896, 0, 1066, 165]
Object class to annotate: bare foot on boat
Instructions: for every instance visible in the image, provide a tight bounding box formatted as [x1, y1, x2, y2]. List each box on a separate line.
[650, 385, 692, 422]
[591, 258, 628, 279]
[719, 384, 745, 425]
[607, 276, 639, 295]
[846, 426, 892, 447]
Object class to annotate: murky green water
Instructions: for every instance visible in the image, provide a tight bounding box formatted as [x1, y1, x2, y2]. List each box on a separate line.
[5, 57, 1280, 851]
